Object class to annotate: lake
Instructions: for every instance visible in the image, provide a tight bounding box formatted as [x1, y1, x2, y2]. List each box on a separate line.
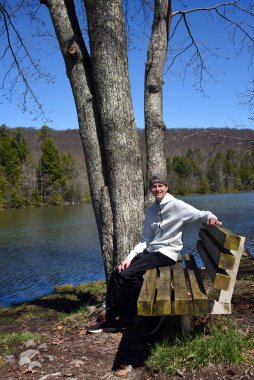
[0, 192, 253, 307]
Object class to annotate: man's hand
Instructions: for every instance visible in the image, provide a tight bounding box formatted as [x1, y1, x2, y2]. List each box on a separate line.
[118, 258, 131, 272]
[208, 218, 222, 225]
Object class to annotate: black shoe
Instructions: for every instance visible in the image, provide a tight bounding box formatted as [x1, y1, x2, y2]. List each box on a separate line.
[86, 319, 121, 334]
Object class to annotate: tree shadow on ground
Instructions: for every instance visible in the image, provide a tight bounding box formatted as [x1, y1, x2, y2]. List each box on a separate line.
[30, 291, 102, 313]
[112, 316, 181, 371]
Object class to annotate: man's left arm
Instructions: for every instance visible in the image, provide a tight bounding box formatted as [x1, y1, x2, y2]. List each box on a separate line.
[177, 200, 222, 225]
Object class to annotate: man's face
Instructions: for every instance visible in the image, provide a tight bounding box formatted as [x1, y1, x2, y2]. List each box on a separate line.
[150, 182, 168, 202]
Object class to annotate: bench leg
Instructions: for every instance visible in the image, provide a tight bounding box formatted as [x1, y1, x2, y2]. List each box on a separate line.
[180, 316, 194, 337]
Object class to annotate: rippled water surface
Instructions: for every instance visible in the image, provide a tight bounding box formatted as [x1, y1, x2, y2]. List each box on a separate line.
[0, 192, 253, 307]
[180, 192, 254, 265]
[0, 205, 102, 307]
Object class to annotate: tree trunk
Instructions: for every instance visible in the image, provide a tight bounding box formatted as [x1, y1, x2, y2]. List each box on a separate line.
[41, 0, 144, 279]
[144, 0, 172, 193]
[84, 0, 144, 267]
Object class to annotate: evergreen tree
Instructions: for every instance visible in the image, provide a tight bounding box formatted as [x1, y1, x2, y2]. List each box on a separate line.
[38, 137, 65, 205]
[0, 133, 21, 183]
[12, 128, 29, 162]
[0, 126, 32, 207]
[207, 152, 225, 193]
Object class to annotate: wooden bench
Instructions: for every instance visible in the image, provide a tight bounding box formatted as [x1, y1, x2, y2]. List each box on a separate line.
[137, 224, 245, 336]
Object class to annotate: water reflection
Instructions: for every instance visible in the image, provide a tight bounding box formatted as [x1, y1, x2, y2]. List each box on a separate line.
[0, 192, 253, 307]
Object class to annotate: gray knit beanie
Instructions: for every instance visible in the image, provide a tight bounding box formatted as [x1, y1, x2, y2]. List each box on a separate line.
[149, 173, 168, 187]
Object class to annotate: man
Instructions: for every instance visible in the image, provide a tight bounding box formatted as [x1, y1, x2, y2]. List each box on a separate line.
[87, 173, 221, 333]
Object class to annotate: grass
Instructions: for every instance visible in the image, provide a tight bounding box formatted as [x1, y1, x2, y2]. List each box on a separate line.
[146, 319, 254, 376]
[0, 332, 42, 355]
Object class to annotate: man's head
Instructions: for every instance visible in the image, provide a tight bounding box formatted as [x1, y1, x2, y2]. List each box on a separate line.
[149, 173, 168, 202]
[149, 173, 168, 187]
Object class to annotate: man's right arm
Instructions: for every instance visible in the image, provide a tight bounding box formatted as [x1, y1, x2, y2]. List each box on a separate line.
[118, 208, 154, 272]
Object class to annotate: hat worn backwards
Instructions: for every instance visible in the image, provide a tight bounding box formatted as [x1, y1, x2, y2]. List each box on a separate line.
[149, 173, 168, 186]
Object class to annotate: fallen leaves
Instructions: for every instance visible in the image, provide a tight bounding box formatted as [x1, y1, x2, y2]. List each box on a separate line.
[113, 365, 133, 378]
[52, 338, 64, 345]
[22, 368, 39, 375]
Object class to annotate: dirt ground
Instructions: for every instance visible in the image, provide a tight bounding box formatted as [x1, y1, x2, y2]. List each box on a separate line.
[0, 257, 254, 380]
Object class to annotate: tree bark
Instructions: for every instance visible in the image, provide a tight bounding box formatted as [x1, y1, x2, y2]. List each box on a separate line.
[84, 0, 144, 267]
[144, 0, 172, 191]
[41, 0, 144, 278]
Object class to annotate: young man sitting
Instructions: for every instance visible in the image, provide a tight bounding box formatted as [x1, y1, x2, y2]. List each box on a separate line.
[87, 173, 221, 333]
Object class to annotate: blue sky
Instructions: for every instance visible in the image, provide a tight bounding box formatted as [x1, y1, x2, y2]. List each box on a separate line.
[1, 1, 253, 131]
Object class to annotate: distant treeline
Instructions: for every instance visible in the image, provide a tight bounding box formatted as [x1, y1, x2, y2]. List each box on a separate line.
[167, 148, 254, 194]
[0, 125, 90, 208]
[0, 125, 254, 208]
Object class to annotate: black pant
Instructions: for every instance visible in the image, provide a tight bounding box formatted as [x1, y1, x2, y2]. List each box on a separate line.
[106, 250, 175, 321]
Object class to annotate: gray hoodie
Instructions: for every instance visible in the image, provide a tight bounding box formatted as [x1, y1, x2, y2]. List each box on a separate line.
[127, 193, 217, 262]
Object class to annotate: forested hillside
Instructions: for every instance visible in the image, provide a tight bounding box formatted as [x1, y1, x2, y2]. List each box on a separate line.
[1, 125, 253, 208]
[21, 126, 254, 163]
[0, 125, 89, 208]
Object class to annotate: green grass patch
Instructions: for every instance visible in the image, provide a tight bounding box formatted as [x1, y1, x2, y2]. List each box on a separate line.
[0, 302, 60, 326]
[146, 319, 254, 376]
[54, 284, 76, 293]
[0, 332, 41, 355]
[75, 281, 106, 298]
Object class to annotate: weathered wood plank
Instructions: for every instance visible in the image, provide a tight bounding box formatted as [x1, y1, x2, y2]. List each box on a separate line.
[218, 235, 245, 304]
[173, 262, 191, 315]
[202, 224, 241, 251]
[153, 266, 172, 315]
[185, 255, 209, 314]
[197, 240, 230, 290]
[199, 228, 235, 270]
[137, 268, 157, 316]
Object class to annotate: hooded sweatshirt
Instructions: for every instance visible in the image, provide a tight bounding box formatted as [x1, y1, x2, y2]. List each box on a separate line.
[127, 193, 217, 262]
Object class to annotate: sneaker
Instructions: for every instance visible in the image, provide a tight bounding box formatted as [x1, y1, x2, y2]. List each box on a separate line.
[86, 319, 121, 334]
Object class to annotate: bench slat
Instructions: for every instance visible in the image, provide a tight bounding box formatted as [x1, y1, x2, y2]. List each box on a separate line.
[137, 268, 157, 316]
[173, 262, 191, 315]
[185, 255, 210, 314]
[202, 225, 241, 251]
[199, 228, 235, 270]
[153, 266, 172, 315]
[197, 240, 230, 290]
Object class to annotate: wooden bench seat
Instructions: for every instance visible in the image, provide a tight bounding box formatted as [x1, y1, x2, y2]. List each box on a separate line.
[137, 224, 245, 334]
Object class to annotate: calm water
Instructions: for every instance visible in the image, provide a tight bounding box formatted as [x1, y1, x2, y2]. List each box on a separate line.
[0, 192, 253, 307]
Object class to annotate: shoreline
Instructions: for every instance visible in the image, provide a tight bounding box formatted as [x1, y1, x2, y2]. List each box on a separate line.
[0, 189, 253, 211]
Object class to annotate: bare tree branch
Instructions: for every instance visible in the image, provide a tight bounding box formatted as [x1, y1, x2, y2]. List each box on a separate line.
[214, 8, 254, 43]
[172, 1, 244, 17]
[180, 128, 254, 161]
[0, 1, 53, 120]
[167, 0, 254, 102]
[180, 129, 254, 143]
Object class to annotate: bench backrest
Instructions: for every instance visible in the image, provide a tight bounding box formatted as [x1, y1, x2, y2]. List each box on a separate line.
[196, 225, 245, 305]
